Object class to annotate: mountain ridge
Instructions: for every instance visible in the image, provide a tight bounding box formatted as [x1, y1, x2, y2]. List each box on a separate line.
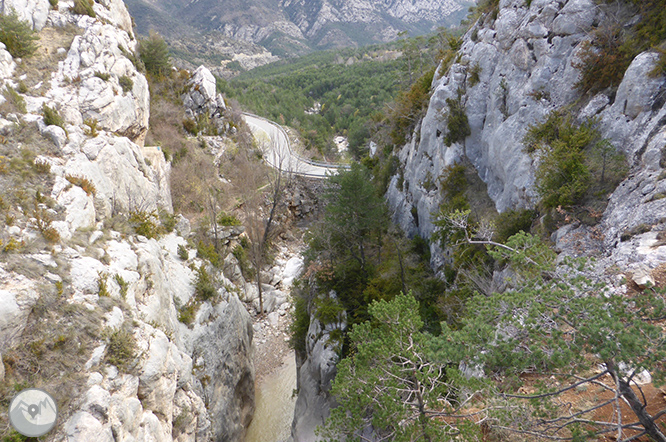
[125, 0, 474, 59]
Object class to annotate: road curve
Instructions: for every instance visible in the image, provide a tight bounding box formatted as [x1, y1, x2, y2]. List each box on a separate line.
[242, 113, 349, 179]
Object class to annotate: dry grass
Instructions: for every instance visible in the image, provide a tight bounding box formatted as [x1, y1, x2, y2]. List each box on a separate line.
[16, 25, 79, 94]
[0, 285, 105, 438]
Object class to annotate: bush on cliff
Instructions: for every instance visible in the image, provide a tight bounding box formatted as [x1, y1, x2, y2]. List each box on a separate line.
[0, 11, 39, 58]
[139, 32, 171, 78]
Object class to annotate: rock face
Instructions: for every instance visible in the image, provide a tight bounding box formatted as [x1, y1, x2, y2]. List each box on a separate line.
[182, 65, 228, 133]
[291, 295, 346, 442]
[125, 0, 473, 55]
[386, 0, 666, 273]
[1, 0, 49, 30]
[281, 0, 471, 46]
[0, 2, 255, 442]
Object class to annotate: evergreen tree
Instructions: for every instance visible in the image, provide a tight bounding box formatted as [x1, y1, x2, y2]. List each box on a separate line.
[0, 11, 39, 58]
[139, 31, 171, 77]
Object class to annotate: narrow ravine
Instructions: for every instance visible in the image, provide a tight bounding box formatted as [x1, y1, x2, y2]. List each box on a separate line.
[244, 244, 304, 442]
[245, 352, 297, 442]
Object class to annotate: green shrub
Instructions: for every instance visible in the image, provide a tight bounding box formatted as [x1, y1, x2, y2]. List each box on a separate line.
[314, 296, 344, 324]
[105, 328, 136, 371]
[524, 111, 626, 210]
[178, 303, 197, 325]
[34, 159, 51, 174]
[84, 118, 99, 137]
[0, 11, 39, 58]
[439, 163, 469, 213]
[177, 244, 189, 260]
[42, 104, 65, 129]
[289, 293, 310, 354]
[66, 174, 96, 195]
[444, 93, 470, 146]
[577, 1, 666, 92]
[468, 63, 481, 86]
[119, 75, 133, 93]
[232, 243, 255, 279]
[98, 272, 109, 297]
[493, 209, 536, 243]
[72, 0, 96, 17]
[194, 265, 216, 301]
[389, 68, 435, 145]
[217, 212, 241, 226]
[114, 274, 128, 299]
[94, 71, 110, 81]
[129, 210, 160, 238]
[3, 86, 26, 113]
[139, 32, 171, 77]
[574, 29, 634, 94]
[17, 80, 28, 94]
[197, 240, 221, 267]
[48, 0, 58, 9]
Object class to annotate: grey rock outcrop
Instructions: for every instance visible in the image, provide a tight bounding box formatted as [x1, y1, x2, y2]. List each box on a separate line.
[292, 295, 346, 442]
[182, 65, 228, 134]
[48, 20, 149, 143]
[386, 0, 666, 273]
[1, 0, 49, 30]
[184, 293, 255, 442]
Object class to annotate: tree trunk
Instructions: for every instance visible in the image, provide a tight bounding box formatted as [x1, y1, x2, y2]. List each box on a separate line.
[607, 360, 666, 442]
[257, 266, 263, 316]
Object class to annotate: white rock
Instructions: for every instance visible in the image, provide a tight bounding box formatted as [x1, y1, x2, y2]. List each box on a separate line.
[614, 52, 664, 119]
[267, 311, 280, 328]
[54, 181, 96, 233]
[281, 256, 304, 289]
[83, 385, 111, 420]
[1, 0, 49, 30]
[71, 257, 106, 295]
[87, 372, 104, 386]
[89, 230, 104, 244]
[104, 307, 124, 330]
[41, 124, 68, 149]
[138, 331, 178, 419]
[65, 411, 114, 442]
[85, 344, 107, 370]
[0, 44, 16, 80]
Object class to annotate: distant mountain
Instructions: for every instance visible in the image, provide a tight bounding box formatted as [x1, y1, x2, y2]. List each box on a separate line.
[125, 0, 474, 60]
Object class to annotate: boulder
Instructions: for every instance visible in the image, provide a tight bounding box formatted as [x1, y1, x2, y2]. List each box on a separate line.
[182, 65, 227, 123]
[65, 411, 114, 442]
[1, 0, 49, 30]
[0, 44, 16, 80]
[41, 124, 68, 149]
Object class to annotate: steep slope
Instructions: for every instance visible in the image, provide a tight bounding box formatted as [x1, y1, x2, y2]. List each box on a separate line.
[0, 3, 259, 442]
[386, 0, 666, 274]
[291, 1, 666, 439]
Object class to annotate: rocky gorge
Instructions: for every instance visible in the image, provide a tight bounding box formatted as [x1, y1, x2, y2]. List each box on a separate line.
[290, 0, 666, 440]
[0, 0, 309, 441]
[3, 0, 666, 441]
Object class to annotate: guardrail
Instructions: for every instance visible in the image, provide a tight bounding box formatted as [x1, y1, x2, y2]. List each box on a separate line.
[242, 112, 351, 172]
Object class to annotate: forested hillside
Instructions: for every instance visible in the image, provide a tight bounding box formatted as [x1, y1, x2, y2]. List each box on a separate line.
[289, 0, 666, 440]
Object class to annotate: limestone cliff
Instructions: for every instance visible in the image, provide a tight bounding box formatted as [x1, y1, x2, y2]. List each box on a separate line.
[386, 0, 666, 278]
[0, 2, 255, 442]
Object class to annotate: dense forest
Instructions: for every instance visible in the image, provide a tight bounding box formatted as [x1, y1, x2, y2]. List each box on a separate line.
[217, 31, 462, 161]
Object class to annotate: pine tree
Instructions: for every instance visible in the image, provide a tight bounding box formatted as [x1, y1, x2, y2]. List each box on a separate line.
[139, 31, 171, 77]
[0, 11, 39, 58]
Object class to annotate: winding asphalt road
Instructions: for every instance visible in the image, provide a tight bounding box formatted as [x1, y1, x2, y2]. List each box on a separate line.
[242, 113, 349, 178]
